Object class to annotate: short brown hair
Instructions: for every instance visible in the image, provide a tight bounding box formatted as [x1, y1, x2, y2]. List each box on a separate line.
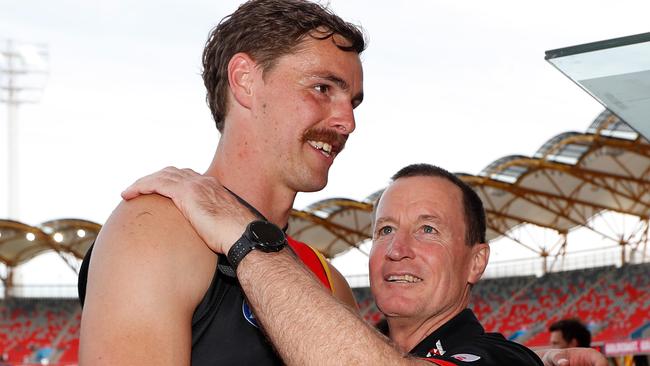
[202, 0, 366, 132]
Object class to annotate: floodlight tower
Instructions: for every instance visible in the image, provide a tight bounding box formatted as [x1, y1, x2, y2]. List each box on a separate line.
[0, 39, 49, 219]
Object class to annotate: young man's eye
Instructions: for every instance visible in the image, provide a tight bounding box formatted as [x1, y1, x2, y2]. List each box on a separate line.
[314, 84, 329, 93]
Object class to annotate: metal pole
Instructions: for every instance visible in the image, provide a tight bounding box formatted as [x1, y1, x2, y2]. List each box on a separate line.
[2, 39, 20, 219]
[1, 39, 48, 220]
[7, 50, 19, 219]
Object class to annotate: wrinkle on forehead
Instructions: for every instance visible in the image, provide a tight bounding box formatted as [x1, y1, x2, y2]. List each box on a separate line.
[376, 177, 466, 238]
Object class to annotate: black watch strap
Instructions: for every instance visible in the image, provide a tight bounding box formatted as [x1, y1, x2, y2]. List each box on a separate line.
[217, 258, 236, 277]
[227, 235, 257, 272]
[222, 220, 287, 276]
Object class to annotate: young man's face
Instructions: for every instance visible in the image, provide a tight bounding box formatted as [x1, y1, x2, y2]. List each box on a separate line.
[369, 176, 480, 324]
[247, 34, 364, 193]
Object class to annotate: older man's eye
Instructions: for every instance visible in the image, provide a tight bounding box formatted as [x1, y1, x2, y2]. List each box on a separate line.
[378, 226, 393, 236]
[422, 225, 435, 234]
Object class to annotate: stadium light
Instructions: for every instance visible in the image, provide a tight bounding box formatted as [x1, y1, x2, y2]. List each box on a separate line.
[0, 40, 49, 220]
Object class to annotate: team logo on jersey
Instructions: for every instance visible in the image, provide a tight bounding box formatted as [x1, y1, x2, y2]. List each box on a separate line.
[242, 300, 259, 328]
[450, 353, 481, 362]
[426, 340, 446, 357]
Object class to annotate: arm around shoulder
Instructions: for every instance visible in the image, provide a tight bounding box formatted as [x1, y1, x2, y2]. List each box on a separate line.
[79, 194, 216, 366]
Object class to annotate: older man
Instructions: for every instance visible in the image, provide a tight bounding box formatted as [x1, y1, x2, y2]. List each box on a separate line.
[121, 164, 606, 365]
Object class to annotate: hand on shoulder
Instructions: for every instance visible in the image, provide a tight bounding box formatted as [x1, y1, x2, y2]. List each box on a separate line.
[122, 167, 256, 254]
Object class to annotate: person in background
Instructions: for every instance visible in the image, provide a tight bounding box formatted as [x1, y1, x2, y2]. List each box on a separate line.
[550, 319, 592, 348]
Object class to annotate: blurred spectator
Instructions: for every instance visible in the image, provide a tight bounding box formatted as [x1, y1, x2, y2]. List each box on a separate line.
[35, 344, 52, 365]
[549, 319, 591, 348]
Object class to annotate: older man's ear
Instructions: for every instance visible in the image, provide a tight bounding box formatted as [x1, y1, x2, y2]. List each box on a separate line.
[468, 243, 489, 285]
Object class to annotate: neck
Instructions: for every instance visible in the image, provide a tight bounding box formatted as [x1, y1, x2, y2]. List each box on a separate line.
[388, 288, 471, 352]
[205, 138, 296, 228]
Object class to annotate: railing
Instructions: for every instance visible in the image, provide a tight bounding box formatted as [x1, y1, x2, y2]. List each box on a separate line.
[0, 284, 78, 299]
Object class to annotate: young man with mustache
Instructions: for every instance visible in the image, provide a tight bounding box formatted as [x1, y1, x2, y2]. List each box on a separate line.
[79, 1, 365, 364]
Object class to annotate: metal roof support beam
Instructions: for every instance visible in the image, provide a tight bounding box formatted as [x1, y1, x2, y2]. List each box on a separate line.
[485, 209, 561, 233]
[548, 233, 568, 273]
[53, 250, 81, 276]
[291, 210, 371, 240]
[469, 175, 630, 216]
[490, 182, 620, 243]
[475, 176, 640, 237]
[481, 153, 650, 211]
[290, 210, 371, 254]
[484, 219, 542, 256]
[1, 267, 12, 299]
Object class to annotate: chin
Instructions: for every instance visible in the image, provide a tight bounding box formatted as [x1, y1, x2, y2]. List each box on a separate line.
[298, 174, 329, 193]
[377, 300, 418, 318]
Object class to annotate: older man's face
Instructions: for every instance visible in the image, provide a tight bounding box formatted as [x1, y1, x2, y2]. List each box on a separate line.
[369, 176, 483, 323]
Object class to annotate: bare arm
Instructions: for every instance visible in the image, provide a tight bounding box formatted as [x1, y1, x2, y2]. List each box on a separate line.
[79, 195, 215, 366]
[238, 249, 425, 366]
[538, 348, 607, 366]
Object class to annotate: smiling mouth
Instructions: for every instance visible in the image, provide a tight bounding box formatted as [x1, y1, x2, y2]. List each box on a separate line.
[386, 274, 423, 283]
[307, 140, 333, 157]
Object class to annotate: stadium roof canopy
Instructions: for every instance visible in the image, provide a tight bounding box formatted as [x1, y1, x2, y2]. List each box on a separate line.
[0, 218, 99, 267]
[286, 110, 649, 257]
[0, 110, 648, 268]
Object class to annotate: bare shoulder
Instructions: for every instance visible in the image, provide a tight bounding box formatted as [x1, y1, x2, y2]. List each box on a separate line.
[80, 194, 216, 365]
[328, 263, 358, 310]
[90, 193, 216, 303]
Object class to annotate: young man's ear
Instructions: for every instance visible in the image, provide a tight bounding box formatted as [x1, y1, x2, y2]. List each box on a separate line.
[227, 53, 256, 109]
[467, 243, 490, 285]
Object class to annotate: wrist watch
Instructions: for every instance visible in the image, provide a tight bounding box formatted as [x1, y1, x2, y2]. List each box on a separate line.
[227, 220, 287, 272]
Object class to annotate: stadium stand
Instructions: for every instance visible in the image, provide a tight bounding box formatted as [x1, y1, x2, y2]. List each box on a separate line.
[0, 298, 80, 364]
[3, 262, 647, 364]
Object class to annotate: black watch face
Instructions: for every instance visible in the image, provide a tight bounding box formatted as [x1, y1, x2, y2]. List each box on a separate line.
[249, 221, 286, 249]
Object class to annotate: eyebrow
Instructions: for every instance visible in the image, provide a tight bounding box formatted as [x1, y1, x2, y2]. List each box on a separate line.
[374, 216, 394, 228]
[374, 214, 442, 227]
[418, 214, 442, 223]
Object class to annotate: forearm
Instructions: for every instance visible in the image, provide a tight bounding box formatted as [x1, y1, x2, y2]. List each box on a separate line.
[237, 249, 421, 366]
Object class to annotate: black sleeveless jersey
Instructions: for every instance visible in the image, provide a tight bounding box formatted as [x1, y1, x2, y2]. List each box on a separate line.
[189, 254, 282, 365]
[78, 239, 332, 365]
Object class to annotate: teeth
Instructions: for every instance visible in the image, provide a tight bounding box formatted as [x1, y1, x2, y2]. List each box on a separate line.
[387, 274, 422, 283]
[307, 140, 333, 157]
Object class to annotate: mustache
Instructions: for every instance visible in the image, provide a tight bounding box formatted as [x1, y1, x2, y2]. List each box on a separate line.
[302, 128, 349, 154]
